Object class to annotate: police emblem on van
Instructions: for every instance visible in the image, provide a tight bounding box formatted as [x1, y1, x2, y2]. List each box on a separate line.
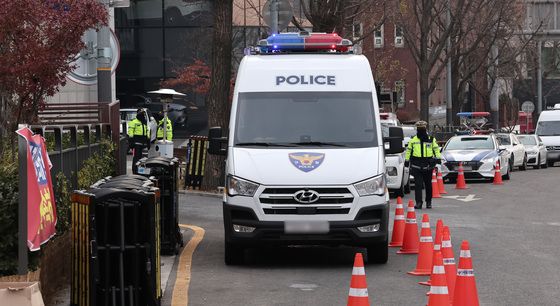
[289, 153, 325, 172]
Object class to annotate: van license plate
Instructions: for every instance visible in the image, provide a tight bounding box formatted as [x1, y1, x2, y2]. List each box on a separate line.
[137, 167, 150, 175]
[284, 221, 329, 234]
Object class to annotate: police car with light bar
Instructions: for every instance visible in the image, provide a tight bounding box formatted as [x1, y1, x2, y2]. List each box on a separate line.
[206, 32, 403, 265]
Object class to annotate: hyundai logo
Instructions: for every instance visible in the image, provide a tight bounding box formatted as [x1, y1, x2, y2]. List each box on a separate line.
[293, 190, 320, 204]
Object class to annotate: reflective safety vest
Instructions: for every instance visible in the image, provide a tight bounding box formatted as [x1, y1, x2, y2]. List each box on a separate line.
[127, 118, 150, 138]
[405, 136, 441, 160]
[157, 118, 172, 140]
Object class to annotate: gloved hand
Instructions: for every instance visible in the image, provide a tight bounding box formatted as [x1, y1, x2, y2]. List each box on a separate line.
[405, 160, 410, 167]
[436, 159, 442, 165]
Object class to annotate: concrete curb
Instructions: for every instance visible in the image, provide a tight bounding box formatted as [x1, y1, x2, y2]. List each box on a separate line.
[179, 190, 222, 198]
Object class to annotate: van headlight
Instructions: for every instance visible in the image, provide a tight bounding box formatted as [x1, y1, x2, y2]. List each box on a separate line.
[354, 174, 386, 196]
[227, 176, 259, 197]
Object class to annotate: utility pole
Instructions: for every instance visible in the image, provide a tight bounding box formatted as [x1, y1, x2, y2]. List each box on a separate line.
[97, 0, 112, 104]
[446, 0, 452, 125]
[271, 0, 279, 34]
[489, 44, 499, 129]
[538, 40, 543, 114]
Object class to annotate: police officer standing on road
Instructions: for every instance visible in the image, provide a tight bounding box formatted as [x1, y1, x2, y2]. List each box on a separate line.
[405, 121, 441, 209]
[156, 111, 173, 141]
[128, 109, 150, 174]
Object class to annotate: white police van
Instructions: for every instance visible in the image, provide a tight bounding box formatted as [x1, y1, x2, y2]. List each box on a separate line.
[207, 32, 404, 265]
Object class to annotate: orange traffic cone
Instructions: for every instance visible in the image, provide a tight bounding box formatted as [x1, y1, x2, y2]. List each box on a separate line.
[419, 219, 443, 286]
[389, 200, 406, 247]
[408, 214, 433, 276]
[441, 226, 457, 301]
[456, 162, 468, 189]
[453, 241, 480, 306]
[493, 160, 503, 185]
[431, 169, 441, 198]
[397, 200, 419, 254]
[437, 169, 447, 194]
[347, 253, 370, 306]
[396, 196, 403, 205]
[426, 251, 451, 306]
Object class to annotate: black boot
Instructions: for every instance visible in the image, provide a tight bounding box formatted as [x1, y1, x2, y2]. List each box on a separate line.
[414, 202, 423, 209]
[426, 202, 432, 209]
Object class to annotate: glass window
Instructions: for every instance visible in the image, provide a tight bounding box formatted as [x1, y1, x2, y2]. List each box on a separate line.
[234, 92, 378, 148]
[164, 0, 212, 27]
[374, 25, 383, 48]
[116, 28, 164, 78]
[164, 27, 213, 77]
[445, 137, 495, 150]
[496, 134, 511, 145]
[518, 135, 537, 146]
[395, 26, 404, 47]
[115, 0, 163, 27]
[536, 120, 560, 136]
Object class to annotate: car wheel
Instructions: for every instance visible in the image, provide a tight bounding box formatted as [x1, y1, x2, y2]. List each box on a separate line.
[520, 155, 527, 171]
[365, 240, 388, 264]
[533, 155, 541, 169]
[509, 156, 515, 171]
[224, 242, 245, 265]
[503, 163, 511, 180]
[542, 156, 549, 168]
[548, 160, 555, 167]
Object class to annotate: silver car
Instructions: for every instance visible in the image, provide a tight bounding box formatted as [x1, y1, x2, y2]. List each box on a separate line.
[517, 134, 548, 169]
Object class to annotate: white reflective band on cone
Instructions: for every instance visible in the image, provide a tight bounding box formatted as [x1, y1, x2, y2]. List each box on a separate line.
[443, 258, 455, 265]
[397, 204, 403, 209]
[352, 267, 365, 275]
[460, 250, 472, 257]
[434, 245, 441, 251]
[457, 269, 475, 276]
[395, 215, 405, 220]
[429, 286, 449, 295]
[420, 237, 433, 243]
[441, 240, 452, 247]
[432, 266, 446, 274]
[422, 222, 430, 228]
[348, 288, 369, 297]
[406, 218, 417, 223]
[407, 207, 415, 212]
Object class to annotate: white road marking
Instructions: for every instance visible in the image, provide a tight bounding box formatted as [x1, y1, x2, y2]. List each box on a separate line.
[289, 283, 319, 291]
[442, 194, 481, 202]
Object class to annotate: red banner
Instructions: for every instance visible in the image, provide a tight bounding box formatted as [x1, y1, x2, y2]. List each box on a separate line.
[16, 127, 57, 251]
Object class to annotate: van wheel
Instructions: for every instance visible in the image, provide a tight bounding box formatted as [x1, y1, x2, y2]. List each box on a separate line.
[365, 240, 388, 264]
[396, 179, 405, 197]
[404, 179, 411, 194]
[224, 242, 245, 265]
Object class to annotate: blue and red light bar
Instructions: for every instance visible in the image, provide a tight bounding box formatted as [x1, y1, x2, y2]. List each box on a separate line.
[457, 112, 491, 118]
[257, 32, 353, 53]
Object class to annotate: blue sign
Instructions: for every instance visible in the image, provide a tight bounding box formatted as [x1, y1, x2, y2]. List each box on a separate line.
[289, 152, 325, 172]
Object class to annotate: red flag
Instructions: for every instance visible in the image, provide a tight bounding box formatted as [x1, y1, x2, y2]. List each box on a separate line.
[16, 127, 57, 251]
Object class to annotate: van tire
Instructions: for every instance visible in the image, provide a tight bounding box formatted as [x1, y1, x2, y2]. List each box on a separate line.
[404, 179, 411, 194]
[224, 242, 245, 265]
[366, 240, 388, 264]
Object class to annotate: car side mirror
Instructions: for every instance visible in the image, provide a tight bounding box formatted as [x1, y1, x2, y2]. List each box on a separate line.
[208, 126, 227, 156]
[513, 143, 518, 146]
[383, 126, 404, 154]
[498, 145, 507, 151]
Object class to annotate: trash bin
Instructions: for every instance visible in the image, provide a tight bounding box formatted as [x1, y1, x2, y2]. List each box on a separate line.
[71, 181, 162, 306]
[137, 157, 183, 255]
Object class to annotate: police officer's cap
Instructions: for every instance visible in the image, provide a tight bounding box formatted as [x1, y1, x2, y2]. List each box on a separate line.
[415, 120, 428, 128]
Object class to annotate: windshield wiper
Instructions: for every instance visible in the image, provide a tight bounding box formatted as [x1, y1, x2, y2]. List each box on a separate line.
[235, 142, 292, 147]
[290, 141, 348, 147]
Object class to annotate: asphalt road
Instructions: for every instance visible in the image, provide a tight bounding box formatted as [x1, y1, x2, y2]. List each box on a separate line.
[177, 165, 560, 305]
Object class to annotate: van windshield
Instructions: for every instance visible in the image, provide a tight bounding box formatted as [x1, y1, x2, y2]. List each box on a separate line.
[234, 92, 378, 148]
[536, 121, 560, 136]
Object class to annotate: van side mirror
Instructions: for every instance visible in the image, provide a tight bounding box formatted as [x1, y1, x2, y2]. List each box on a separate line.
[383, 126, 404, 154]
[208, 126, 227, 156]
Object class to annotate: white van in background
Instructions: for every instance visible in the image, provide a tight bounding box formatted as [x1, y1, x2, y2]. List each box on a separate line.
[207, 32, 404, 265]
[536, 108, 560, 167]
[381, 114, 410, 197]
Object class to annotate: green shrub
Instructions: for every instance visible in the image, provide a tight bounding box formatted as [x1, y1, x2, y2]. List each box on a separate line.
[78, 138, 116, 189]
[54, 172, 71, 234]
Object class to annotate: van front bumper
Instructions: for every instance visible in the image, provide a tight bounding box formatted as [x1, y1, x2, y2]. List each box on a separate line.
[223, 203, 389, 246]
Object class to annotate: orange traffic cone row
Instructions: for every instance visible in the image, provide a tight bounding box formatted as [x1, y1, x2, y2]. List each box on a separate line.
[441, 226, 457, 301]
[431, 169, 442, 198]
[389, 199, 406, 247]
[453, 241, 480, 306]
[456, 162, 468, 189]
[397, 200, 419, 254]
[419, 219, 443, 286]
[347, 253, 370, 306]
[493, 160, 503, 185]
[408, 214, 434, 276]
[426, 251, 451, 306]
[437, 169, 447, 194]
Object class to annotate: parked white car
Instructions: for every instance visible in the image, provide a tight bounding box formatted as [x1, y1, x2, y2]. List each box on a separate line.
[496, 133, 527, 171]
[517, 134, 548, 169]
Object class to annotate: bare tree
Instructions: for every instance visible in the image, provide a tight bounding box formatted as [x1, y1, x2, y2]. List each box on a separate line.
[202, 0, 234, 191]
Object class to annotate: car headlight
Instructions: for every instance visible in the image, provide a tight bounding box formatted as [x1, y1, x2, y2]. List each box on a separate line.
[354, 174, 386, 196]
[526, 149, 537, 154]
[226, 176, 259, 197]
[481, 156, 497, 163]
[386, 166, 398, 176]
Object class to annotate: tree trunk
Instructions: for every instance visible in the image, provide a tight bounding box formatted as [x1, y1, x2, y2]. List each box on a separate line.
[419, 67, 430, 124]
[201, 0, 233, 191]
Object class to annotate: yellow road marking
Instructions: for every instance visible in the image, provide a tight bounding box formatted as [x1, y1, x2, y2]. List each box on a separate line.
[172, 224, 205, 306]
